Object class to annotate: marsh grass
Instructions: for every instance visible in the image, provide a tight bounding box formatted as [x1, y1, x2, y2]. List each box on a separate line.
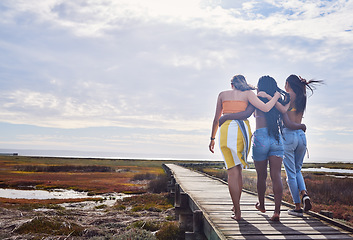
[303, 162, 353, 170]
[0, 156, 187, 239]
[114, 228, 157, 240]
[0, 197, 101, 210]
[155, 221, 185, 240]
[133, 173, 157, 180]
[148, 174, 169, 193]
[115, 193, 173, 212]
[131, 220, 162, 231]
[0, 156, 166, 194]
[14, 216, 84, 236]
[14, 165, 114, 172]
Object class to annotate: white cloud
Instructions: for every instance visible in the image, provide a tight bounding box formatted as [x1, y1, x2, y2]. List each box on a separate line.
[0, 0, 352, 160]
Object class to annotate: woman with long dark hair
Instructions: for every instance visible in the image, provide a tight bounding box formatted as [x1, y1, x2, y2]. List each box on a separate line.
[251, 75, 290, 222]
[209, 75, 281, 220]
[282, 75, 323, 217]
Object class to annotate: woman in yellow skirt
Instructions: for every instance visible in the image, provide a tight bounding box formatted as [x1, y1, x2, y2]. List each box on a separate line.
[209, 75, 280, 220]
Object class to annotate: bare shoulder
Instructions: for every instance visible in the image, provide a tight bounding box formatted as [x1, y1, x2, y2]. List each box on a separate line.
[218, 90, 232, 98]
[219, 89, 233, 94]
[244, 90, 255, 95]
[242, 90, 256, 98]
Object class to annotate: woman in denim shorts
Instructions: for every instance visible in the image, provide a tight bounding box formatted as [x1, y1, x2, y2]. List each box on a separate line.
[251, 76, 291, 222]
[282, 75, 323, 217]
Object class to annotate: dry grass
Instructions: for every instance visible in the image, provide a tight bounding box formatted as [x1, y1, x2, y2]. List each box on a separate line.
[115, 192, 173, 212]
[0, 156, 166, 194]
[0, 156, 185, 239]
[14, 216, 84, 236]
[0, 197, 102, 211]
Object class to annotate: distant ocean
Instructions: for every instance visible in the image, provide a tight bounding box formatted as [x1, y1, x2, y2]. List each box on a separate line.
[0, 148, 222, 162]
[0, 148, 352, 164]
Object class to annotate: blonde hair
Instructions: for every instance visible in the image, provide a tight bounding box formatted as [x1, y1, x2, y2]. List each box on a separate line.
[231, 75, 255, 91]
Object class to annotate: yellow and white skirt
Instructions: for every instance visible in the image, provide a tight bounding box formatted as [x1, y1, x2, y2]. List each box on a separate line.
[219, 119, 252, 169]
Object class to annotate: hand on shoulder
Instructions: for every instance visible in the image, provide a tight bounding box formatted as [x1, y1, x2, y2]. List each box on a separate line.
[257, 91, 271, 99]
[274, 91, 281, 99]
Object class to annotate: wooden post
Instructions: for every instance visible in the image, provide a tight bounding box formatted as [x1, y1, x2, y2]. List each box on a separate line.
[193, 210, 203, 233]
[168, 176, 175, 192]
[175, 183, 181, 207]
[185, 210, 204, 240]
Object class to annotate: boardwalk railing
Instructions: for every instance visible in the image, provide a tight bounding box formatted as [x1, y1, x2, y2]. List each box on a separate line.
[163, 163, 353, 240]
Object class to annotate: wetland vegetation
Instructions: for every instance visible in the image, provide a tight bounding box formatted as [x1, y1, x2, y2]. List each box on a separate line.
[0, 155, 352, 239]
[0, 156, 186, 240]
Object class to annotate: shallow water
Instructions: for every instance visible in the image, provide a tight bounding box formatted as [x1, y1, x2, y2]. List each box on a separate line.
[301, 167, 353, 174]
[0, 188, 129, 200]
[245, 167, 353, 174]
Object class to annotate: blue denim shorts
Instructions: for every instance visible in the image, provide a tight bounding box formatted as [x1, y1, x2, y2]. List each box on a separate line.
[252, 128, 284, 161]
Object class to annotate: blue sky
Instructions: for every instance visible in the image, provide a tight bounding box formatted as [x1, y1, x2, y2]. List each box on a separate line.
[0, 0, 352, 162]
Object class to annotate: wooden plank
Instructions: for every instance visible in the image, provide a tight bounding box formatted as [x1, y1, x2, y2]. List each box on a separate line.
[165, 164, 353, 240]
[224, 234, 353, 239]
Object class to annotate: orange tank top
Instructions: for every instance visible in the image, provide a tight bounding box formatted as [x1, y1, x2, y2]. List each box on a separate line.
[222, 100, 248, 114]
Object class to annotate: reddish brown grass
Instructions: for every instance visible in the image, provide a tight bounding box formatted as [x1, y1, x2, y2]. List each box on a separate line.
[0, 157, 165, 194]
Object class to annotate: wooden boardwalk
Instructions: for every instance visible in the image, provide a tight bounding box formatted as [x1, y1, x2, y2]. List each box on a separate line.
[165, 163, 353, 240]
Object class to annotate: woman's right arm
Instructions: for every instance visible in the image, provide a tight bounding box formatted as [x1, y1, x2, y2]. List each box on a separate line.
[247, 90, 281, 112]
[218, 104, 255, 126]
[283, 113, 306, 132]
[209, 93, 223, 153]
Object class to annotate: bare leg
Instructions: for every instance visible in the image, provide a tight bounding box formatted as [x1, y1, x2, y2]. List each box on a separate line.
[227, 165, 242, 220]
[254, 159, 268, 213]
[269, 155, 283, 221]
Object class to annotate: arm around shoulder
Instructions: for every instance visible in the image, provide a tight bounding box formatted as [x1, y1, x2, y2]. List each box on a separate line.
[247, 91, 281, 112]
[218, 104, 255, 126]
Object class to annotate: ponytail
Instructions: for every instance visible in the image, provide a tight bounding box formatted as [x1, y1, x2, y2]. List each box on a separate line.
[286, 75, 323, 113]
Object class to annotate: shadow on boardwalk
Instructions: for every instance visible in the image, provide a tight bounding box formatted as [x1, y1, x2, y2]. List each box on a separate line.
[165, 163, 353, 240]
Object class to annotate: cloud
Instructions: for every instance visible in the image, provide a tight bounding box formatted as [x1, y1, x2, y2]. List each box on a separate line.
[0, 0, 352, 160]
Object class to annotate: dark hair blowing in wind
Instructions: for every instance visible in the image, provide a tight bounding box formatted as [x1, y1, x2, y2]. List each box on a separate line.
[257, 75, 290, 142]
[286, 75, 323, 113]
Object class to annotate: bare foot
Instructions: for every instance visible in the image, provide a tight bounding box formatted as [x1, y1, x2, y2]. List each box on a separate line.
[255, 202, 266, 213]
[270, 213, 280, 222]
[231, 205, 241, 220]
[231, 212, 242, 221]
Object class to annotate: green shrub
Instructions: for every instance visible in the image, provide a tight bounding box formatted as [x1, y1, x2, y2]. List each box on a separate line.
[14, 216, 84, 236]
[156, 222, 184, 240]
[131, 205, 144, 212]
[132, 220, 161, 231]
[114, 204, 126, 210]
[133, 173, 157, 181]
[95, 204, 107, 209]
[116, 228, 156, 240]
[116, 193, 173, 211]
[148, 174, 168, 193]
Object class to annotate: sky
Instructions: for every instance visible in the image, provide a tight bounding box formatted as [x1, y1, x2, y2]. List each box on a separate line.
[0, 0, 353, 162]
